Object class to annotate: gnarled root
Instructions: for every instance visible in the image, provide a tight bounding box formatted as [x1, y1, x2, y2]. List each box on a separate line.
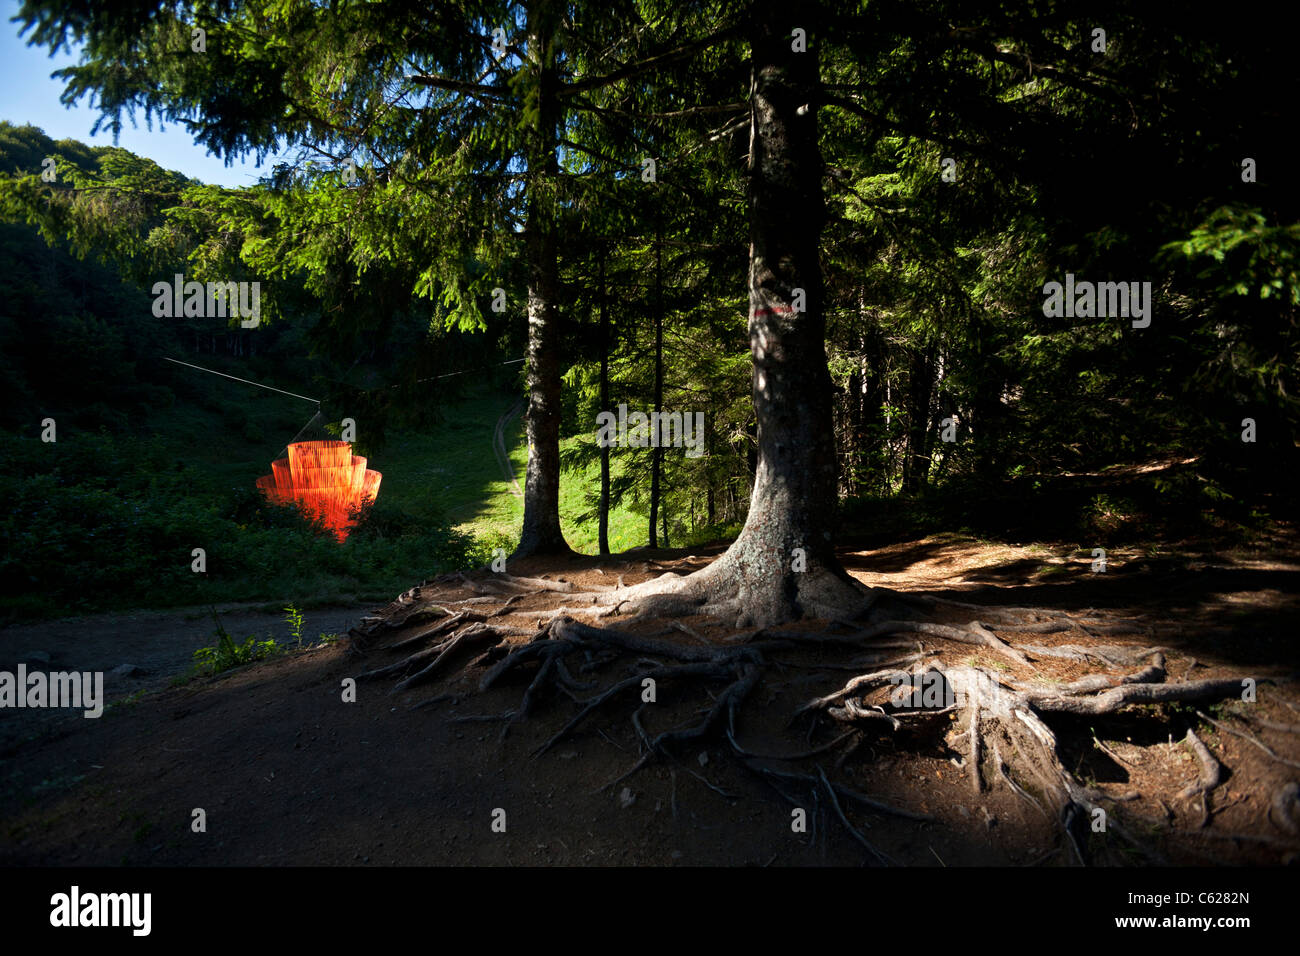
[352, 567, 1293, 864]
[799, 642, 1252, 863]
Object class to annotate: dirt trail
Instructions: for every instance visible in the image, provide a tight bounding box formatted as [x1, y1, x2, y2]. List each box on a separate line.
[0, 604, 360, 754]
[2, 536, 1297, 866]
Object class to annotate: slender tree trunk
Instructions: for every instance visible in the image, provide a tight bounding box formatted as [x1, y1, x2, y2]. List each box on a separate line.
[859, 313, 887, 496]
[969, 317, 1005, 483]
[902, 344, 935, 494]
[845, 332, 863, 498]
[514, 0, 570, 558]
[661, 490, 669, 548]
[598, 248, 611, 556]
[706, 411, 717, 526]
[649, 214, 663, 548]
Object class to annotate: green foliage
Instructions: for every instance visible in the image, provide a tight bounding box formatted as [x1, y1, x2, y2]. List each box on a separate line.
[1162, 206, 1300, 305]
[284, 602, 305, 646]
[0, 428, 478, 621]
[2, 0, 1296, 600]
[189, 608, 280, 678]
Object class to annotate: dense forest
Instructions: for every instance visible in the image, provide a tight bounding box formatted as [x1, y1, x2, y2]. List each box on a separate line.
[1, 0, 1298, 874]
[2, 1, 1295, 617]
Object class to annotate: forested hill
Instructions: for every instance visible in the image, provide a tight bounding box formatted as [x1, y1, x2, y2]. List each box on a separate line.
[1, 2, 1297, 621]
[0, 122, 522, 618]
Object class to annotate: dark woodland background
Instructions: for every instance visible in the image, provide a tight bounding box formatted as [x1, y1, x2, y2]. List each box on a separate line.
[0, 0, 1295, 620]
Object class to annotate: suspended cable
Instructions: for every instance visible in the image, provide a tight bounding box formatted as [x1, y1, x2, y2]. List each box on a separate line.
[164, 355, 526, 404]
[397, 356, 526, 388]
[275, 409, 325, 461]
[163, 357, 320, 404]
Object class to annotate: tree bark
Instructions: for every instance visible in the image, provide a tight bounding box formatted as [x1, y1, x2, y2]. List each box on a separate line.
[679, 2, 863, 625]
[514, 0, 571, 558]
[649, 213, 663, 548]
[598, 248, 611, 556]
[901, 344, 935, 494]
[661, 487, 670, 547]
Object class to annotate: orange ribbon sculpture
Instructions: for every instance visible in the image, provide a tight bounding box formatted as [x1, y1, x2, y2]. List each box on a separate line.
[256, 440, 382, 541]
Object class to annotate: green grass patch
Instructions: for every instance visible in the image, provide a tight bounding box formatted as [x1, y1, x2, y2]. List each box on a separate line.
[1, 373, 721, 624]
[186, 608, 282, 679]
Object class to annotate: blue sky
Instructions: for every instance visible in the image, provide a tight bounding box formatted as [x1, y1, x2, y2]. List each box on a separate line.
[0, 0, 283, 186]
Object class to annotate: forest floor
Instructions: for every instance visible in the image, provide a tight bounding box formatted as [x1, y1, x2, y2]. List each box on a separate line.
[2, 530, 1298, 866]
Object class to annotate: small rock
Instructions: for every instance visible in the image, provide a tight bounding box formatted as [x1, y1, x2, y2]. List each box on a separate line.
[559, 751, 577, 760]
[618, 787, 636, 809]
[697, 751, 709, 767]
[109, 664, 144, 678]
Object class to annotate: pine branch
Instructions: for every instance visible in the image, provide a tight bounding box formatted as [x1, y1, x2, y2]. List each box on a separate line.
[406, 74, 505, 101]
[559, 23, 742, 97]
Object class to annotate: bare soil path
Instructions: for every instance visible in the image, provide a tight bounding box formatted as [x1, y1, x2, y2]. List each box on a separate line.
[0, 604, 359, 755]
[2, 535, 1297, 866]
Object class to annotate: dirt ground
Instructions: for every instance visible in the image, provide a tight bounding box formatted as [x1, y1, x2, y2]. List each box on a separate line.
[2, 533, 1298, 866]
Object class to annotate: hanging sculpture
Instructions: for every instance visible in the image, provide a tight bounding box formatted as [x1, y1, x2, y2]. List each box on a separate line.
[256, 440, 382, 541]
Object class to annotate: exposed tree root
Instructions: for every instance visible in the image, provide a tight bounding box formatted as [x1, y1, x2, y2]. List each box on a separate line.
[350, 569, 1295, 864]
[388, 611, 483, 651]
[1018, 644, 1168, 666]
[1179, 727, 1223, 827]
[526, 557, 883, 630]
[744, 762, 934, 827]
[492, 572, 580, 593]
[1194, 709, 1300, 771]
[1270, 783, 1300, 835]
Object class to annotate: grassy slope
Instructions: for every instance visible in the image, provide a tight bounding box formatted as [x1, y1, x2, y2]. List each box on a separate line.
[150, 371, 646, 556]
[1, 362, 666, 623]
[384, 389, 646, 554]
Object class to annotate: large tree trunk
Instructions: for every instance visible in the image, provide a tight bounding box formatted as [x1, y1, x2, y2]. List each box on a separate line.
[553, 3, 865, 625]
[514, 0, 571, 558]
[656, 2, 863, 626]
